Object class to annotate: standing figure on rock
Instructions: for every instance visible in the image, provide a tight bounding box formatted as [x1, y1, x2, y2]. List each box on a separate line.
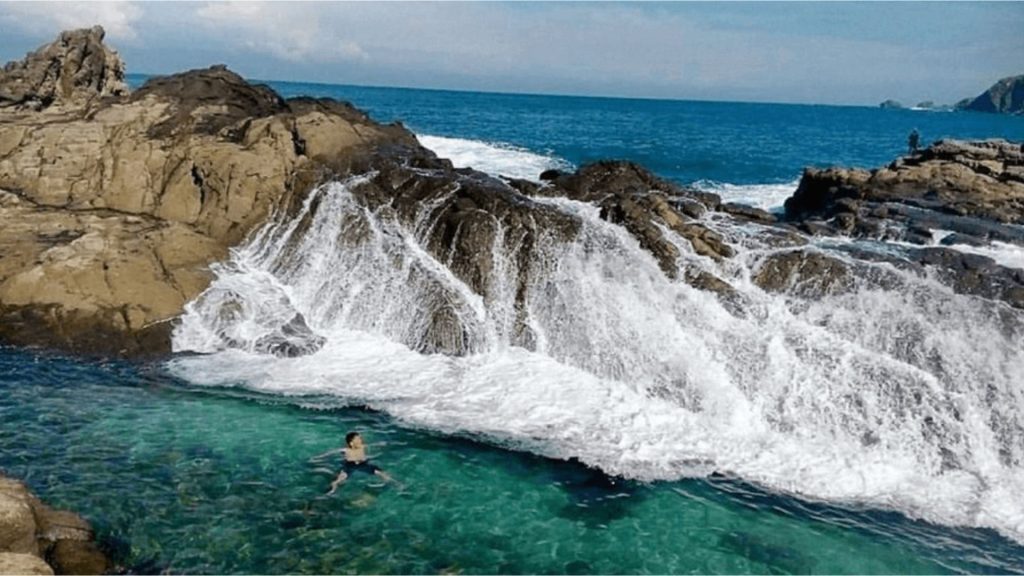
[908, 129, 920, 155]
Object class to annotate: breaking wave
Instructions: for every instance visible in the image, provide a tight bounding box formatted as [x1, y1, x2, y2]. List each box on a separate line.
[417, 134, 572, 182]
[692, 179, 800, 211]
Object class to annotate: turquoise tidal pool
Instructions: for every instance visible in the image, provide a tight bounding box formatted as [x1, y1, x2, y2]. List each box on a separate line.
[1, 347, 1021, 574]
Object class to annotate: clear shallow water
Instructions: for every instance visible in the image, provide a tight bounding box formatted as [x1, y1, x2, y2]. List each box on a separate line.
[2, 347, 1022, 574]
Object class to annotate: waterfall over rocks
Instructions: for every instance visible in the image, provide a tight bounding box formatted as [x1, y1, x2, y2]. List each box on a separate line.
[171, 155, 1024, 544]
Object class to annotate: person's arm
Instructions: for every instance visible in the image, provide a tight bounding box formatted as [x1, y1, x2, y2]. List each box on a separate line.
[309, 448, 341, 462]
[327, 471, 348, 495]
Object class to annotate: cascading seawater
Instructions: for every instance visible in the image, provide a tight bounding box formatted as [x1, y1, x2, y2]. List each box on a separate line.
[170, 170, 1024, 544]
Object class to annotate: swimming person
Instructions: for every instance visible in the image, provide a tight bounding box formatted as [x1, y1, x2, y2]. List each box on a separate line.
[311, 432, 394, 494]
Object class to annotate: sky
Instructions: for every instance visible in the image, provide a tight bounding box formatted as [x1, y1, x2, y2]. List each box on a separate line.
[0, 1, 1021, 106]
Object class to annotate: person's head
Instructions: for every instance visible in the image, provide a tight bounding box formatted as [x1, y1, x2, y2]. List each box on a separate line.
[345, 432, 363, 448]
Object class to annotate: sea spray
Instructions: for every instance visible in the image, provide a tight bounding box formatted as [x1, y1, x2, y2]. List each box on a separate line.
[171, 173, 1024, 544]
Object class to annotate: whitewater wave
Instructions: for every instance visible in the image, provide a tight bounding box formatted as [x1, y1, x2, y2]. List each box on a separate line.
[417, 134, 573, 182]
[930, 230, 1024, 271]
[169, 176, 1024, 545]
[692, 179, 799, 211]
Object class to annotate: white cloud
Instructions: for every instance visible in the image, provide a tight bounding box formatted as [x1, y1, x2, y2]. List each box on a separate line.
[0, 1, 142, 42]
[194, 2, 366, 63]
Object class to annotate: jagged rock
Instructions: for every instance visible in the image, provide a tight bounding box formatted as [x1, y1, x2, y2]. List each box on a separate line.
[0, 26, 127, 111]
[252, 313, 327, 357]
[0, 553, 53, 575]
[784, 167, 871, 220]
[0, 30, 414, 357]
[786, 140, 1024, 228]
[533, 161, 734, 276]
[957, 74, 1024, 115]
[909, 247, 1024, 309]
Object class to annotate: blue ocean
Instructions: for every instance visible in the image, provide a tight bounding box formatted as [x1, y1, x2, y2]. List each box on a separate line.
[3, 76, 1024, 574]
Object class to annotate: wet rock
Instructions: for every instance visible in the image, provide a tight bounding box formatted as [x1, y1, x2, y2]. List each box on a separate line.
[252, 313, 326, 357]
[909, 247, 1024, 309]
[46, 540, 108, 576]
[670, 197, 708, 219]
[539, 161, 734, 275]
[753, 250, 852, 297]
[720, 202, 776, 223]
[683, 269, 737, 299]
[939, 233, 987, 247]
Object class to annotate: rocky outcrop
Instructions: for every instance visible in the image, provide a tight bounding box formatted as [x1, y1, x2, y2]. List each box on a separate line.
[0, 476, 108, 575]
[2, 27, 748, 359]
[535, 161, 734, 276]
[779, 138, 1024, 308]
[957, 74, 1024, 115]
[0, 26, 127, 111]
[0, 29, 415, 356]
[786, 139, 1024, 233]
[3, 27, 1023, 356]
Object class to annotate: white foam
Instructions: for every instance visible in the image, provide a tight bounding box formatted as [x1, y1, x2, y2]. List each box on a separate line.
[692, 179, 799, 211]
[930, 230, 1024, 271]
[170, 177, 1024, 545]
[417, 134, 572, 182]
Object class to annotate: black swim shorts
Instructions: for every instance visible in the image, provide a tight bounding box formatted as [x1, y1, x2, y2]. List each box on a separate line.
[343, 460, 381, 475]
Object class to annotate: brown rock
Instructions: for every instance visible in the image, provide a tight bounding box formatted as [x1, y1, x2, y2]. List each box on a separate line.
[0, 479, 38, 556]
[787, 140, 1024, 225]
[0, 26, 127, 111]
[0, 476, 109, 576]
[0, 553, 53, 576]
[720, 202, 776, 223]
[0, 30, 416, 357]
[753, 250, 852, 297]
[46, 541, 108, 576]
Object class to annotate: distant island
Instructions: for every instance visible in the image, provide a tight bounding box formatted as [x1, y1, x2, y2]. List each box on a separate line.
[957, 74, 1024, 115]
[880, 73, 1024, 115]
